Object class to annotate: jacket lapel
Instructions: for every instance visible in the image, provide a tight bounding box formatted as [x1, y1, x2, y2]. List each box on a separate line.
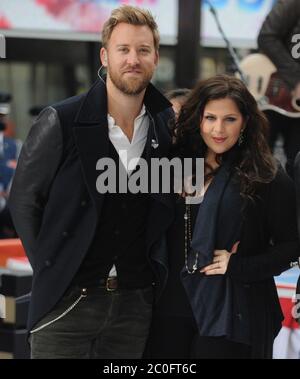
[190, 163, 231, 268]
[144, 113, 174, 210]
[72, 80, 109, 215]
[144, 115, 174, 250]
[73, 124, 108, 215]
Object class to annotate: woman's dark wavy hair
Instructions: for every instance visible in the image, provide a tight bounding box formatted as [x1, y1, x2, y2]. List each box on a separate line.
[173, 75, 277, 199]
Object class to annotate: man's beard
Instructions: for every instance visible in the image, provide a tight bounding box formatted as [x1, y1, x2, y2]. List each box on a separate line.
[108, 67, 153, 96]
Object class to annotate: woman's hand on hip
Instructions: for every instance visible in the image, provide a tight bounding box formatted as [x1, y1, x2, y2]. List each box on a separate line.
[199, 242, 239, 275]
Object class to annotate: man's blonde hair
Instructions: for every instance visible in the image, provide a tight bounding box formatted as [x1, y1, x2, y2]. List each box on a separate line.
[101, 5, 160, 51]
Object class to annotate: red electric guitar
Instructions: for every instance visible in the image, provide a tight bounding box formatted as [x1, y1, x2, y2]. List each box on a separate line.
[239, 54, 300, 119]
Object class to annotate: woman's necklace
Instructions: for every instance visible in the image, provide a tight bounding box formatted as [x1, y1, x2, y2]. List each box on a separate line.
[184, 202, 199, 274]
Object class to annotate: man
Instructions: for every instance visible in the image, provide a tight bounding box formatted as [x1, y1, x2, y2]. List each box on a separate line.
[257, 0, 300, 177]
[0, 92, 19, 238]
[9, 5, 173, 359]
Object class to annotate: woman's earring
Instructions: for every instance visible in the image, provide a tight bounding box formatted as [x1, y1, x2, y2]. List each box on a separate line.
[238, 129, 245, 146]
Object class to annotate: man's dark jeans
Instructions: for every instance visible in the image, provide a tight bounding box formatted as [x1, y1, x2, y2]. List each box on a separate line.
[30, 285, 153, 359]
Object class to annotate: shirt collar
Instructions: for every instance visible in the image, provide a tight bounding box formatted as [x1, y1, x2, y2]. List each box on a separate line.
[107, 104, 146, 130]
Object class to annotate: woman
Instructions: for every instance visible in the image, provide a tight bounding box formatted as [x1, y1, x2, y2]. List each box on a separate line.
[146, 75, 300, 359]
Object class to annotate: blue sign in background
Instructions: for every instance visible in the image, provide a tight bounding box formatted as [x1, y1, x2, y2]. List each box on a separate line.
[206, 0, 276, 12]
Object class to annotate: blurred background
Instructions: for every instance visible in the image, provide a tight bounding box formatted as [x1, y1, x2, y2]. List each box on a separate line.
[0, 0, 276, 141]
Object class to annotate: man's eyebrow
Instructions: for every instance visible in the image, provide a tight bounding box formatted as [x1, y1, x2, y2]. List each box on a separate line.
[116, 44, 152, 48]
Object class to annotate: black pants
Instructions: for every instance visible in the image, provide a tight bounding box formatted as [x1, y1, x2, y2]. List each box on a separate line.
[145, 314, 252, 359]
[30, 285, 153, 359]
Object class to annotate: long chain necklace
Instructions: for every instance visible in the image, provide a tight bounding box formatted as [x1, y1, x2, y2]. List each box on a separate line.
[184, 203, 199, 274]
